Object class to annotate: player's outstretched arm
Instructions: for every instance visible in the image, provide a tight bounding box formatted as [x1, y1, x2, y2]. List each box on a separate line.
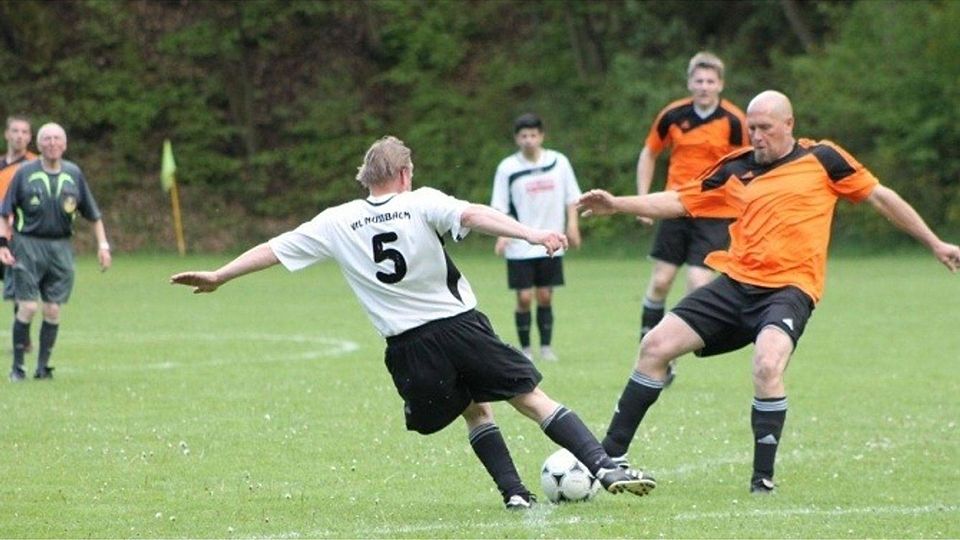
[867, 185, 960, 272]
[170, 243, 281, 293]
[578, 189, 687, 219]
[461, 204, 568, 256]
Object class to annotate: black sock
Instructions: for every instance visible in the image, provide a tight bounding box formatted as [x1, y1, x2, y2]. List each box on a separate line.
[602, 371, 665, 458]
[541, 406, 615, 475]
[468, 423, 526, 500]
[640, 298, 665, 342]
[536, 305, 553, 347]
[38, 321, 59, 372]
[751, 397, 787, 482]
[12, 319, 30, 372]
[515, 311, 531, 349]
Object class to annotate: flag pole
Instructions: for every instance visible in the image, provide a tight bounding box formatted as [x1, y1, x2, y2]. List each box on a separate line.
[161, 139, 186, 256]
[169, 180, 186, 256]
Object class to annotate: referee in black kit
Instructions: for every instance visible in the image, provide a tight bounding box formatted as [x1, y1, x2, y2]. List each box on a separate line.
[0, 122, 111, 382]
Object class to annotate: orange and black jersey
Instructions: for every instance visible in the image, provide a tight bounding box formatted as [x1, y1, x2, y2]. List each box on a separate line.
[678, 138, 879, 303]
[645, 98, 748, 192]
[0, 151, 37, 202]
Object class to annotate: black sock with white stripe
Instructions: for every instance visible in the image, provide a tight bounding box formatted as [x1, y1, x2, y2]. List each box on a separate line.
[515, 311, 531, 349]
[468, 423, 526, 500]
[751, 397, 787, 482]
[541, 406, 616, 475]
[602, 371, 665, 458]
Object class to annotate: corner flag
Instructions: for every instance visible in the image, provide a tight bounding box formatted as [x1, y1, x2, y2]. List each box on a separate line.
[161, 139, 186, 255]
[161, 139, 177, 192]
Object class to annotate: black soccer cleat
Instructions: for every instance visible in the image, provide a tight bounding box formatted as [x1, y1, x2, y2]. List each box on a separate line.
[609, 454, 631, 470]
[34, 366, 55, 380]
[597, 467, 657, 497]
[750, 476, 775, 495]
[504, 492, 537, 510]
[9, 369, 26, 383]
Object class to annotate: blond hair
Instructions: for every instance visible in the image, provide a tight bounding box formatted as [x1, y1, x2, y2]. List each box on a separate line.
[355, 136, 412, 188]
[687, 51, 725, 80]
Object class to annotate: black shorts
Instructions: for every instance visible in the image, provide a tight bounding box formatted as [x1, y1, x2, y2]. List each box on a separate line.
[671, 274, 815, 357]
[649, 217, 732, 267]
[384, 309, 543, 435]
[506, 257, 565, 290]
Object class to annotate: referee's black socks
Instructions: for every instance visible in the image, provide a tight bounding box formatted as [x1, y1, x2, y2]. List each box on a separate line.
[541, 406, 617, 474]
[602, 370, 665, 458]
[38, 321, 59, 372]
[11, 320, 30, 371]
[751, 396, 787, 482]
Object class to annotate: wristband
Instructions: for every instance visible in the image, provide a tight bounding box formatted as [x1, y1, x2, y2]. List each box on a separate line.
[0, 237, 7, 248]
[99, 242, 111, 251]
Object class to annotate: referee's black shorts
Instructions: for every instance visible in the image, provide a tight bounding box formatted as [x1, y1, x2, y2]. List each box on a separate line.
[671, 274, 815, 357]
[385, 309, 542, 435]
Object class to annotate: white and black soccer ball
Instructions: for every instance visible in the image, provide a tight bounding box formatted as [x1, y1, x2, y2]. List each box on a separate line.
[539, 448, 600, 503]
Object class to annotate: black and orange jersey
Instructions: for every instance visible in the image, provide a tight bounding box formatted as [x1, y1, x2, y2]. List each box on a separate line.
[678, 138, 879, 303]
[0, 151, 36, 202]
[645, 98, 748, 192]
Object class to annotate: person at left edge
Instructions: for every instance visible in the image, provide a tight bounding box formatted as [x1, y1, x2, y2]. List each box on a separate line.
[0, 122, 112, 382]
[171, 136, 655, 509]
[1, 115, 37, 340]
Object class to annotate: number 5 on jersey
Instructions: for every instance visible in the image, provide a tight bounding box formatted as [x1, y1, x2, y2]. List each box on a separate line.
[372, 232, 407, 284]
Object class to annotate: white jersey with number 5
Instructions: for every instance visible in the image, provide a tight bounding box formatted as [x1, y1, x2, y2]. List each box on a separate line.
[268, 187, 478, 337]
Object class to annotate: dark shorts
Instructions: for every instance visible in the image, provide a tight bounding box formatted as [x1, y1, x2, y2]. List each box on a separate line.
[385, 309, 543, 435]
[650, 217, 733, 267]
[10, 235, 75, 304]
[2, 264, 12, 300]
[506, 257, 565, 290]
[671, 274, 815, 357]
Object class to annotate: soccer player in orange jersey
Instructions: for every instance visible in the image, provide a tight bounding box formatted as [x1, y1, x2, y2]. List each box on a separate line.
[579, 90, 960, 494]
[1, 116, 37, 330]
[635, 52, 748, 385]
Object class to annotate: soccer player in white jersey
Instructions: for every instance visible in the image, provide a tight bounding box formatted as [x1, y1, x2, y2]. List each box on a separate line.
[171, 136, 655, 509]
[491, 114, 582, 362]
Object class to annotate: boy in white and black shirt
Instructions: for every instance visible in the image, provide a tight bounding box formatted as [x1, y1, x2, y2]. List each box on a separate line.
[491, 114, 582, 361]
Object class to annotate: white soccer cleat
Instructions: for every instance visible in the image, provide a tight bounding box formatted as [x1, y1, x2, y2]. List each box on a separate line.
[540, 346, 558, 362]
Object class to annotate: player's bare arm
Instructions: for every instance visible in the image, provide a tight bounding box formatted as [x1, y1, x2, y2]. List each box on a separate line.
[461, 204, 568, 256]
[565, 204, 582, 248]
[866, 185, 960, 272]
[578, 190, 687, 220]
[635, 145, 658, 225]
[170, 242, 280, 293]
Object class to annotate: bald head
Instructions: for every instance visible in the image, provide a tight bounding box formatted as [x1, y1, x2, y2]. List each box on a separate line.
[747, 91, 794, 122]
[746, 90, 796, 164]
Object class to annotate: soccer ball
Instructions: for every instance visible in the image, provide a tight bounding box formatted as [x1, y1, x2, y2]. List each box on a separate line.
[539, 448, 600, 503]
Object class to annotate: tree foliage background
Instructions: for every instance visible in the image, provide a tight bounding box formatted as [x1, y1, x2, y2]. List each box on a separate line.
[0, 0, 956, 251]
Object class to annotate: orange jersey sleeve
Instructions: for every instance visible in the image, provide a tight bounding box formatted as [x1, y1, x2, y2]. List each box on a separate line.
[0, 151, 36, 202]
[644, 98, 748, 192]
[678, 139, 879, 303]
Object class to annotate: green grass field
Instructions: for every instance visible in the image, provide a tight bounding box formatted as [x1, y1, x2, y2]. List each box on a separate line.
[1, 249, 957, 538]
